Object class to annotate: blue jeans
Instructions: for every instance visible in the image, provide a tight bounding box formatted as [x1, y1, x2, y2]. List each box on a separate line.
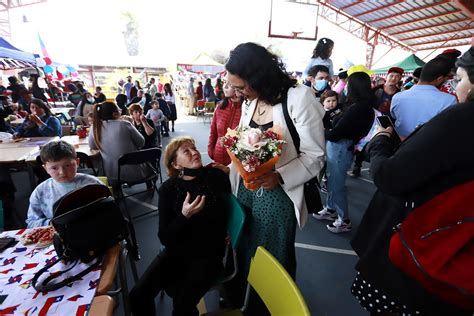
[325, 139, 354, 221]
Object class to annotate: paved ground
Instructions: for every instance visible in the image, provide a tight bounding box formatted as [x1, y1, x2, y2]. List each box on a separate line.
[11, 113, 376, 316]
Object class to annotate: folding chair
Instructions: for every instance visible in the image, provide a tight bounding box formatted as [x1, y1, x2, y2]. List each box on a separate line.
[116, 148, 162, 261]
[203, 102, 216, 124]
[196, 99, 206, 118]
[77, 151, 98, 175]
[204, 246, 310, 316]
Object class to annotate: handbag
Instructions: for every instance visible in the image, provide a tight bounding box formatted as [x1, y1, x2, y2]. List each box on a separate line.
[389, 180, 474, 310]
[281, 90, 323, 214]
[32, 184, 129, 291]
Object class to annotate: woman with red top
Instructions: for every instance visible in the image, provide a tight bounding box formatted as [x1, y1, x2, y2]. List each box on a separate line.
[208, 78, 242, 165]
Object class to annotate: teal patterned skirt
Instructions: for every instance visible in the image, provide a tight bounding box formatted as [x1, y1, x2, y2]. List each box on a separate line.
[237, 180, 297, 277]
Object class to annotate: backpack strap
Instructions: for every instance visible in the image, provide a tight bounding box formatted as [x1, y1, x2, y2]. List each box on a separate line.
[32, 256, 101, 292]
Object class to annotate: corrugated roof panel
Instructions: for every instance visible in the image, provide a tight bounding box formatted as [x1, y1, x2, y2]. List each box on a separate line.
[317, 0, 472, 52]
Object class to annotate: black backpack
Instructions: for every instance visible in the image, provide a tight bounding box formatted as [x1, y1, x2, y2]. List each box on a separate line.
[32, 184, 129, 291]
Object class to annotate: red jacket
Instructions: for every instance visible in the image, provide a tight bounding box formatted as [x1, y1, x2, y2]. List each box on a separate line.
[208, 100, 242, 165]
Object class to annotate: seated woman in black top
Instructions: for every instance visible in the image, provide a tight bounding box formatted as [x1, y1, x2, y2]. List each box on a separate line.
[129, 136, 230, 316]
[128, 103, 157, 149]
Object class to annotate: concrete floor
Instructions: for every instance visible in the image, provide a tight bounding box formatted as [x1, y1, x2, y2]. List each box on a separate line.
[11, 114, 375, 316]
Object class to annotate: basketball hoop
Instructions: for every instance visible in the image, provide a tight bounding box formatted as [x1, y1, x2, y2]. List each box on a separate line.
[268, 0, 319, 41]
[291, 31, 303, 39]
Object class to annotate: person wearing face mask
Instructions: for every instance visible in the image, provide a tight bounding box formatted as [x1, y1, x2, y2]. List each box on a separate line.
[373, 67, 404, 116]
[313, 66, 375, 233]
[129, 136, 231, 316]
[308, 64, 331, 98]
[390, 58, 457, 140]
[74, 92, 96, 126]
[350, 45, 474, 316]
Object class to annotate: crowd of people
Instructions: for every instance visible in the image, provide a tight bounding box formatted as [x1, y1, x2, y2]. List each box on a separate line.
[0, 36, 473, 316]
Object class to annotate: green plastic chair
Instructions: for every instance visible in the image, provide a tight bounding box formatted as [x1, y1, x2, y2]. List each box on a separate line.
[213, 192, 246, 283]
[206, 246, 310, 316]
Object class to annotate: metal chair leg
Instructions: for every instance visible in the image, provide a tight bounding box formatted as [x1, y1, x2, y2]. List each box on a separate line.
[122, 198, 141, 261]
[119, 244, 132, 316]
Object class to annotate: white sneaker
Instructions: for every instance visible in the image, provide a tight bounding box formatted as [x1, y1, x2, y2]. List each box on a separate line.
[327, 218, 352, 233]
[312, 208, 337, 221]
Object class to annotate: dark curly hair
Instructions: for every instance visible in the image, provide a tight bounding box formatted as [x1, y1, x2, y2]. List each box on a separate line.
[225, 42, 296, 105]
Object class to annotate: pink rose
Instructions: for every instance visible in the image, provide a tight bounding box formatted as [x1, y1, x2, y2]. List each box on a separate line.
[247, 130, 261, 146]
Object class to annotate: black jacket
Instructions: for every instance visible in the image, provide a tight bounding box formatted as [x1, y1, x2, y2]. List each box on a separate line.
[325, 100, 374, 144]
[351, 101, 474, 314]
[158, 167, 230, 259]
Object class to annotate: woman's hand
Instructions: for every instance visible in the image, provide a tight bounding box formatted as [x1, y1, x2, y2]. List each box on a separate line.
[29, 114, 44, 127]
[181, 192, 206, 219]
[375, 126, 393, 138]
[206, 162, 229, 174]
[139, 114, 147, 125]
[250, 171, 281, 190]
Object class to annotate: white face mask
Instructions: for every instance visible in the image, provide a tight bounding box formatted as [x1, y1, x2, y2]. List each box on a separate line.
[87, 97, 95, 104]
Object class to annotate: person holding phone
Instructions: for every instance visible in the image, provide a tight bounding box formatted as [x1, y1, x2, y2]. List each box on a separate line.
[313, 65, 375, 233]
[350, 46, 474, 316]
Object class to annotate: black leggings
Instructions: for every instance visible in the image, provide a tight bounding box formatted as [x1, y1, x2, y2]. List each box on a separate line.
[129, 250, 221, 316]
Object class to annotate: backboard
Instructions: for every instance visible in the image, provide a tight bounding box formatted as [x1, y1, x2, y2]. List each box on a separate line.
[268, 0, 319, 41]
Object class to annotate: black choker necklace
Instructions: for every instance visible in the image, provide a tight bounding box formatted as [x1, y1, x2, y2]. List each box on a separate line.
[182, 167, 205, 177]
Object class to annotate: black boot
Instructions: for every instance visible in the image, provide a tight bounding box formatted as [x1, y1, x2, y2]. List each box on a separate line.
[350, 165, 361, 177]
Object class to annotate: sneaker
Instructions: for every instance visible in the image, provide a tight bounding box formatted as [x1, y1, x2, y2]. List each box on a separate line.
[349, 166, 361, 177]
[312, 208, 337, 221]
[327, 218, 352, 233]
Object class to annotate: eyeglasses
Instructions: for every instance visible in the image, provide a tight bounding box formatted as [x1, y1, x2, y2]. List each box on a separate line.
[230, 84, 246, 92]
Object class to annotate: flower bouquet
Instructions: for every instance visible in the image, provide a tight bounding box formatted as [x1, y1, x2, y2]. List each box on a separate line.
[221, 126, 286, 191]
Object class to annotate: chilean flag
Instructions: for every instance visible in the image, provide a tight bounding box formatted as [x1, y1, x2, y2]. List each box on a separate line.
[37, 33, 50, 58]
[12, 247, 27, 253]
[38, 295, 63, 316]
[2, 257, 16, 266]
[21, 263, 39, 271]
[7, 273, 23, 284]
[75, 304, 89, 316]
[67, 294, 83, 302]
[0, 304, 20, 315]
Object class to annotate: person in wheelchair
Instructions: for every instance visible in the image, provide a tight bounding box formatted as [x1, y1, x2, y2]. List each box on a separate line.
[129, 136, 231, 316]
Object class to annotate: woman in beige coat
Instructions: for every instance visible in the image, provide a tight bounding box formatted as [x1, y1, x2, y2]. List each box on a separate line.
[226, 43, 325, 283]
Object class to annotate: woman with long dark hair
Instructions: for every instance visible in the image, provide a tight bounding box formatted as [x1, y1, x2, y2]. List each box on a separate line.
[14, 98, 61, 138]
[303, 37, 335, 83]
[226, 42, 325, 285]
[88, 101, 150, 187]
[164, 83, 177, 132]
[74, 92, 95, 126]
[350, 47, 474, 316]
[208, 76, 242, 165]
[203, 78, 216, 102]
[313, 66, 375, 233]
